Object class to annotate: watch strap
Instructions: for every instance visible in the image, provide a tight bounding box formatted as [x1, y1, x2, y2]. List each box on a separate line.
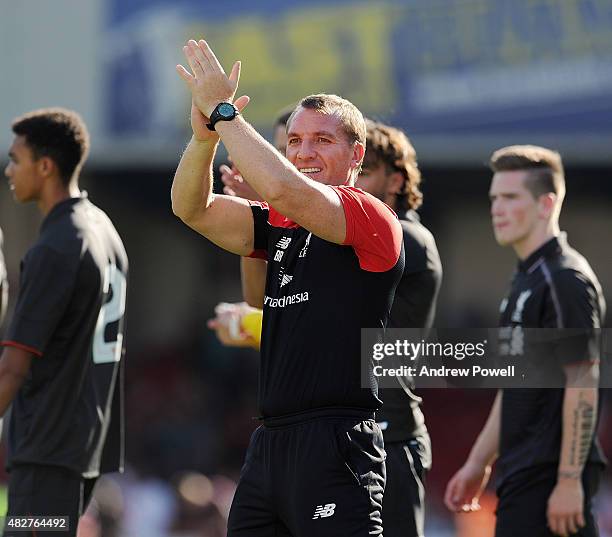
[206, 102, 239, 131]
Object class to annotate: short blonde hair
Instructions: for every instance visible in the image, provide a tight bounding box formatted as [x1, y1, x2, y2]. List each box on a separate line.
[287, 93, 366, 146]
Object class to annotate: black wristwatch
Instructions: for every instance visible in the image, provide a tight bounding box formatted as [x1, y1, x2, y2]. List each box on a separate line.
[206, 102, 239, 131]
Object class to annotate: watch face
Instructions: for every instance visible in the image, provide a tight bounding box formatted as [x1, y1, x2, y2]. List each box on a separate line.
[218, 103, 236, 119]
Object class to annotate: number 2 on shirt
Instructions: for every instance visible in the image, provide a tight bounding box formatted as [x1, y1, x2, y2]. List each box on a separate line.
[93, 263, 127, 364]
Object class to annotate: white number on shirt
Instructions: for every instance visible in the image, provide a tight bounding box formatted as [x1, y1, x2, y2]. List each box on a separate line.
[93, 263, 127, 364]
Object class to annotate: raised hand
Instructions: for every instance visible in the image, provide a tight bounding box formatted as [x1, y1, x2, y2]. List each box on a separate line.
[220, 162, 262, 201]
[176, 39, 249, 119]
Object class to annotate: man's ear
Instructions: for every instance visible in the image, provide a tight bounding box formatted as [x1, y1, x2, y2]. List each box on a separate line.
[538, 192, 557, 219]
[351, 142, 365, 170]
[37, 156, 56, 178]
[387, 171, 404, 196]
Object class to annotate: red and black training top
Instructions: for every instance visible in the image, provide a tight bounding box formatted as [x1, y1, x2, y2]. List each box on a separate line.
[249, 185, 404, 419]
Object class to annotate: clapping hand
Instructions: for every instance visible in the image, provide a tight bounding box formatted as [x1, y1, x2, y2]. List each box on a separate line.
[176, 39, 249, 141]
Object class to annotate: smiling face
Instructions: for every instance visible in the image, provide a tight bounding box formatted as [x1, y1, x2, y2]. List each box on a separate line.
[489, 170, 544, 247]
[4, 135, 44, 203]
[285, 107, 364, 186]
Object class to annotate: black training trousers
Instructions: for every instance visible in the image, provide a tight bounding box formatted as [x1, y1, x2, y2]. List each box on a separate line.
[228, 411, 386, 537]
[5, 464, 97, 537]
[382, 434, 431, 537]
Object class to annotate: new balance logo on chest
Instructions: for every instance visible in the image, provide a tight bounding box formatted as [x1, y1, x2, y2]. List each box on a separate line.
[276, 237, 292, 250]
[273, 236, 292, 263]
[312, 503, 336, 519]
[273, 233, 313, 263]
[274, 237, 291, 262]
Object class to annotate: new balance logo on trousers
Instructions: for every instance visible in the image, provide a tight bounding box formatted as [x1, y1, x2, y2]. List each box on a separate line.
[312, 503, 336, 519]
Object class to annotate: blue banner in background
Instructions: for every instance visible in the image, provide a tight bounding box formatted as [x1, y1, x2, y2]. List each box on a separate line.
[104, 0, 612, 149]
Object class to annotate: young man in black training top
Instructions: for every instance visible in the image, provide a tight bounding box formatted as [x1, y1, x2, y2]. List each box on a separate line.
[1, 108, 128, 536]
[357, 120, 442, 537]
[173, 39, 403, 536]
[445, 145, 606, 537]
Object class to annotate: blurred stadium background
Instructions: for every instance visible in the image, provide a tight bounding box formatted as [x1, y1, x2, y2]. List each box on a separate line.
[0, 1, 611, 535]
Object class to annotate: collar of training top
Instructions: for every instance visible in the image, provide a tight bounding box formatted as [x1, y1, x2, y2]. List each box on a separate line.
[40, 193, 89, 231]
[518, 233, 567, 273]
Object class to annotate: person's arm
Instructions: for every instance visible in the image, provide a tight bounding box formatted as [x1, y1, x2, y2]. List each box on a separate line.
[241, 257, 267, 309]
[542, 270, 603, 537]
[171, 97, 255, 256]
[0, 347, 33, 415]
[176, 39, 356, 245]
[444, 390, 501, 512]
[547, 363, 599, 537]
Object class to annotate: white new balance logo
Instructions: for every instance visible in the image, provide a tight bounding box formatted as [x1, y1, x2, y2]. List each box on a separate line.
[276, 237, 292, 249]
[280, 274, 293, 287]
[312, 503, 336, 519]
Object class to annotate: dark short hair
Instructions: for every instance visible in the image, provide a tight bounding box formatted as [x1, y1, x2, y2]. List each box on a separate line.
[287, 93, 366, 146]
[11, 107, 90, 185]
[273, 103, 297, 129]
[363, 119, 423, 211]
[489, 145, 565, 203]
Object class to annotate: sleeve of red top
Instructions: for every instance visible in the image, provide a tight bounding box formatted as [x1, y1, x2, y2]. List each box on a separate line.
[330, 185, 403, 272]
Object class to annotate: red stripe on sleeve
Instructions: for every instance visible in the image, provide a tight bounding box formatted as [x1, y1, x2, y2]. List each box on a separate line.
[1, 340, 43, 357]
[330, 186, 403, 273]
